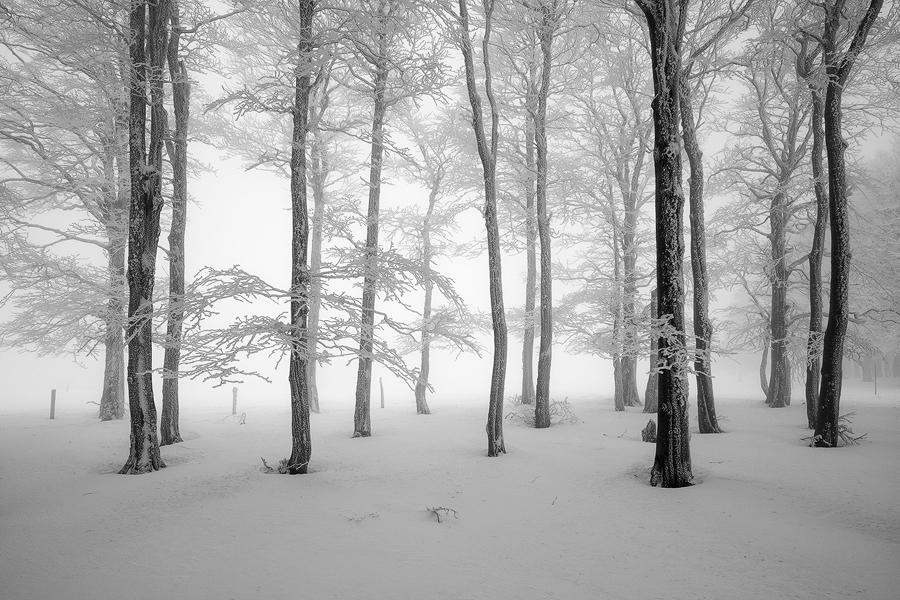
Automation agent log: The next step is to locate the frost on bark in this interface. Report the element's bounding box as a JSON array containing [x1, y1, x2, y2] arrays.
[[160, 0, 188, 446], [680, 74, 720, 432], [533, 0, 559, 430], [458, 0, 507, 456], [353, 2, 392, 439], [815, 0, 883, 448], [643, 287, 659, 414], [99, 227, 127, 422], [766, 186, 791, 409], [120, 0, 170, 474], [796, 36, 826, 431], [286, 0, 316, 473], [521, 71, 537, 407], [414, 187, 437, 416], [635, 0, 692, 488]]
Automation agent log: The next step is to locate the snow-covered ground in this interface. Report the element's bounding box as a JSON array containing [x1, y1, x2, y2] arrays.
[[2, 379, 898, 600]]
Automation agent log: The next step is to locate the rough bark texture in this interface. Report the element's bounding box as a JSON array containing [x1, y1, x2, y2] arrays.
[[160, 1, 187, 446], [766, 187, 791, 408], [286, 0, 315, 473], [798, 46, 826, 431], [533, 2, 555, 430], [120, 0, 168, 474], [679, 75, 720, 432], [459, 0, 506, 457], [353, 10, 390, 439], [99, 232, 126, 421], [636, 0, 692, 488], [643, 287, 659, 413], [815, 0, 883, 448]]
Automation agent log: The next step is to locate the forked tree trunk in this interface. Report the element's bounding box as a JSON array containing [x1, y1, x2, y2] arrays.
[[353, 13, 390, 439], [643, 287, 659, 413], [533, 3, 555, 429], [798, 45, 827, 431], [161, 3, 188, 446], [459, 0, 506, 457], [120, 0, 169, 474], [286, 0, 315, 473], [815, 0, 883, 447], [636, 0, 692, 488], [680, 75, 720, 432]]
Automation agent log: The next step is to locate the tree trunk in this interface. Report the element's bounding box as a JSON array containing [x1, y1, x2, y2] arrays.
[[459, 0, 506, 457], [307, 124, 327, 415], [612, 228, 625, 412], [120, 0, 168, 474], [160, 3, 188, 446], [636, 0, 692, 488], [99, 234, 126, 421], [759, 342, 769, 399], [414, 188, 437, 415], [521, 74, 537, 407], [815, 0, 882, 447], [803, 66, 826, 430], [533, 7, 554, 430], [643, 287, 659, 413], [680, 74, 720, 432], [286, 0, 315, 473], [767, 188, 791, 408], [353, 21, 389, 439]]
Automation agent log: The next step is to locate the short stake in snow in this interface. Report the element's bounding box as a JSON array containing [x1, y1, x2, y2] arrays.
[[50, 389, 56, 419], [232, 386, 237, 415]]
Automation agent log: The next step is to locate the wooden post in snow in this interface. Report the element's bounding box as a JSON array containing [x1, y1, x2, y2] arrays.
[[379, 377, 385, 409], [232, 387, 237, 415], [50, 389, 56, 419]]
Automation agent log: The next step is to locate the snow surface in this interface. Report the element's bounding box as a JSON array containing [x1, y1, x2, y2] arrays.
[[2, 379, 899, 600]]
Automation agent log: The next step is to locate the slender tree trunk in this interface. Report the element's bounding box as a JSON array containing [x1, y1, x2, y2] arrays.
[[636, 0, 692, 488], [759, 341, 769, 398], [307, 125, 327, 415], [680, 75, 720, 432], [286, 0, 315, 472], [767, 189, 791, 408], [621, 186, 641, 408], [798, 48, 827, 431], [120, 0, 169, 474], [160, 3, 188, 446], [414, 189, 437, 415], [521, 81, 537, 406], [612, 230, 625, 412], [533, 6, 555, 429], [459, 0, 506, 456], [643, 287, 659, 413], [353, 17, 390, 438]]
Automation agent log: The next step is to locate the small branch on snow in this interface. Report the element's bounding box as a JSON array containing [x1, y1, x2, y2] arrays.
[[426, 506, 458, 523]]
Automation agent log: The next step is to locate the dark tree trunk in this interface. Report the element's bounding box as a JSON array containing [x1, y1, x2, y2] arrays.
[[815, 0, 882, 447], [533, 6, 555, 430], [521, 76, 537, 407], [286, 0, 315, 473], [459, 0, 506, 456], [120, 0, 168, 474], [636, 0, 692, 488], [643, 287, 659, 413], [414, 188, 437, 415], [767, 188, 791, 409], [799, 52, 826, 430], [160, 2, 188, 446], [680, 75, 720, 433], [353, 19, 390, 439]]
